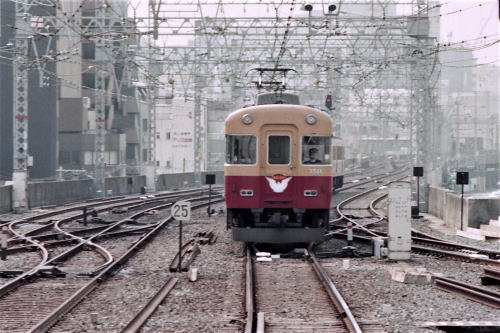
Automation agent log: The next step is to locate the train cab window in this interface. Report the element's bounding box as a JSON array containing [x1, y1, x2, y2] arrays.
[[268, 136, 290, 164], [302, 136, 331, 165], [226, 135, 257, 164]]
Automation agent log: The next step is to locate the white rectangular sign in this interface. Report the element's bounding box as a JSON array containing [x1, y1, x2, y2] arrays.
[[172, 201, 191, 221], [388, 181, 411, 259]]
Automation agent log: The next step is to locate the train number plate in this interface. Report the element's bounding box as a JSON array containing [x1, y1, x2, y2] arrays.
[[308, 168, 323, 175]]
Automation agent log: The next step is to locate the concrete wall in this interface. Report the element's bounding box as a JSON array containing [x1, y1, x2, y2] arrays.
[[0, 185, 12, 213], [105, 176, 146, 196], [428, 185, 500, 230], [28, 179, 94, 208], [468, 198, 500, 228], [442, 191, 469, 231], [156, 171, 224, 191], [2, 171, 223, 211], [428, 186, 454, 219]]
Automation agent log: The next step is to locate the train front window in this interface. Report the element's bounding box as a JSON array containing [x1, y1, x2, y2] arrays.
[[226, 135, 256, 164], [268, 136, 290, 164], [302, 136, 331, 165]]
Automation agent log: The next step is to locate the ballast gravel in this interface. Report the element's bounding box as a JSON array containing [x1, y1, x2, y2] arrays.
[[320, 255, 500, 333], [413, 216, 500, 252], [6, 184, 494, 333], [49, 202, 245, 333]]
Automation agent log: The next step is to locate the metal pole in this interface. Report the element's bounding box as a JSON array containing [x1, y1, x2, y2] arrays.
[[178, 220, 183, 272], [460, 184, 464, 231], [207, 184, 212, 216], [83, 207, 87, 227], [94, 3, 107, 198], [12, 0, 30, 212], [416, 176, 420, 215]]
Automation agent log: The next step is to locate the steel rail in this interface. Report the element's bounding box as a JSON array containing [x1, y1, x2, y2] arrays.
[[411, 236, 500, 258], [482, 267, 500, 285], [365, 226, 500, 260], [5, 224, 157, 255], [331, 172, 407, 223], [0, 190, 215, 300], [49, 195, 217, 275], [244, 247, 255, 333], [484, 267, 500, 280], [368, 193, 387, 217], [169, 239, 196, 272], [308, 249, 363, 333], [336, 166, 408, 193], [27, 198, 224, 333], [330, 182, 392, 237], [5, 187, 209, 248], [346, 188, 500, 260], [331, 232, 500, 269], [433, 276, 500, 309], [120, 277, 179, 333]]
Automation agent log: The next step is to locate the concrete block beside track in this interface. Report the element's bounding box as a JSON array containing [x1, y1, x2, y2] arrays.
[[0, 185, 12, 213]]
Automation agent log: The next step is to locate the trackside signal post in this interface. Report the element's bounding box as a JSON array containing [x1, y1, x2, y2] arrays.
[[456, 172, 469, 231], [205, 174, 216, 216], [412, 167, 423, 218], [172, 201, 191, 272]]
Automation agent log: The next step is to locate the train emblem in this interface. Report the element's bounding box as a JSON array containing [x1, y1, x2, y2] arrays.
[[265, 174, 292, 193]]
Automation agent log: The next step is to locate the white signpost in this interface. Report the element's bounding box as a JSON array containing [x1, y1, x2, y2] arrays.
[[172, 201, 191, 272], [388, 181, 412, 260], [172, 201, 191, 221]]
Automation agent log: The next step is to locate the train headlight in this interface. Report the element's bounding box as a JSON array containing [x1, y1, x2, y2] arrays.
[[305, 114, 317, 125], [242, 114, 253, 125]]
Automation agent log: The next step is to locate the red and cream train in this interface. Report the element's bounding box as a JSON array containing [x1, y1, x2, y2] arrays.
[[224, 93, 344, 243]]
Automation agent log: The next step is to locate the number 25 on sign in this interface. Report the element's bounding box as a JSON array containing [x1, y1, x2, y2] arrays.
[[172, 201, 191, 272], [172, 201, 191, 221]]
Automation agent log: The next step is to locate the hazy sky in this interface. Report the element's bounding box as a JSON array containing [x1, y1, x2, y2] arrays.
[[438, 0, 499, 65]]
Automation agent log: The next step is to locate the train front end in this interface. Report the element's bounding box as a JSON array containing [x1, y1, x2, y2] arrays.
[[225, 104, 333, 243]]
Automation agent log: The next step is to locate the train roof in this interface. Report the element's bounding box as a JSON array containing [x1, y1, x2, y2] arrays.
[[256, 92, 300, 105], [226, 104, 332, 134]]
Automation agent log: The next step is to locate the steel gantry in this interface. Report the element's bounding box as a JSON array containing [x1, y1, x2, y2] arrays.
[[133, 0, 439, 183], [93, 2, 108, 197], [12, 0, 31, 211]]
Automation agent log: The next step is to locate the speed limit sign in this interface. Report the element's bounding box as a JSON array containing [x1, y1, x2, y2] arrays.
[[172, 201, 191, 221]]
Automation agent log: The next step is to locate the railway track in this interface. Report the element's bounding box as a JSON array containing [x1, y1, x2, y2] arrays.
[[243, 247, 384, 333], [328, 171, 407, 238], [328, 173, 500, 269], [0, 190, 222, 333], [327, 172, 500, 310], [337, 167, 407, 193], [120, 277, 179, 333], [433, 276, 500, 309], [0, 189, 212, 287]]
